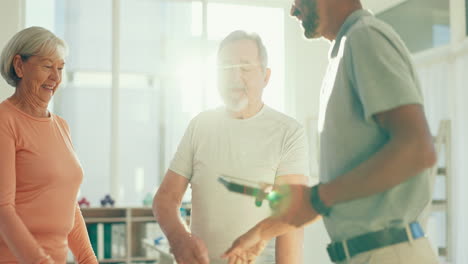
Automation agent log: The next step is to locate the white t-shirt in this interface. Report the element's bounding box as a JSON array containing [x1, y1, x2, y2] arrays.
[[169, 105, 309, 263]]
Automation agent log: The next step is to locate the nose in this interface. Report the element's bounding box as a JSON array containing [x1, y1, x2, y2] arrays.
[[221, 67, 242, 82], [49, 67, 61, 82], [290, 4, 300, 18]]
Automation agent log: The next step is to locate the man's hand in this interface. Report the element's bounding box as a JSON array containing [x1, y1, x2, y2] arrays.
[[154, 171, 207, 263], [223, 184, 321, 262], [222, 227, 266, 264], [169, 232, 210, 264]]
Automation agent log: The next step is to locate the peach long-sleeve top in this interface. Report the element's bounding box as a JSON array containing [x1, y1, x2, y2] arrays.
[[0, 99, 97, 263]]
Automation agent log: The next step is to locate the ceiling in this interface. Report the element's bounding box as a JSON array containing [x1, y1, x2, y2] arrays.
[[361, 0, 409, 13], [277, 0, 409, 14], [278, 0, 422, 15]]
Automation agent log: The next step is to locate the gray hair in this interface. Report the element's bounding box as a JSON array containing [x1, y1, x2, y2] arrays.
[[218, 30, 268, 72], [0, 26, 68, 87]]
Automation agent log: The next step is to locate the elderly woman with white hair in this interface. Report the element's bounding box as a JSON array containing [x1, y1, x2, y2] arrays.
[[0, 27, 97, 263]]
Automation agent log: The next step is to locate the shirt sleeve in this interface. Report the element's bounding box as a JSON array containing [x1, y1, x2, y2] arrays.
[[54, 115, 97, 262], [345, 25, 423, 123], [0, 117, 51, 263], [67, 205, 98, 263], [168, 118, 197, 180], [55, 115, 74, 145], [276, 124, 310, 178]]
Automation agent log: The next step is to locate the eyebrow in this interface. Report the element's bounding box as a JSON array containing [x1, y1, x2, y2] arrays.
[[39, 58, 66, 66], [220, 59, 256, 65], [39, 58, 53, 63], [240, 59, 255, 65]]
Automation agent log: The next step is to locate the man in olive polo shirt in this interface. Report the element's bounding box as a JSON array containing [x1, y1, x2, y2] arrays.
[[222, 0, 440, 263]]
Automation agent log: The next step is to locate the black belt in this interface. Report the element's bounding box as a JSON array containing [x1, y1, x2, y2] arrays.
[[327, 222, 425, 263]]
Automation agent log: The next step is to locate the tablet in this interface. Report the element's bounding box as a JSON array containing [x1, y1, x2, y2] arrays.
[[218, 175, 282, 206], [218, 175, 264, 196]]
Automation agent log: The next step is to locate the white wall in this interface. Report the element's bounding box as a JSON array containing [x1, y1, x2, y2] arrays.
[[284, 7, 330, 177], [283, 8, 333, 264], [413, 41, 468, 264], [0, 0, 23, 100]]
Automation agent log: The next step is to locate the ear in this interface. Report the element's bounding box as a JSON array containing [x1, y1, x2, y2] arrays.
[[263, 68, 272, 88], [12, 55, 25, 78]]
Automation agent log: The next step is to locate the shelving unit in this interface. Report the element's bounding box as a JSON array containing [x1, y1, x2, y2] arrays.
[[69, 207, 159, 264]]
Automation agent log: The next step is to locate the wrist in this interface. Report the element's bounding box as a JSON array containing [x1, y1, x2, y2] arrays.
[[310, 184, 332, 217], [253, 220, 269, 241], [166, 227, 190, 245], [258, 216, 295, 241], [318, 183, 334, 207]]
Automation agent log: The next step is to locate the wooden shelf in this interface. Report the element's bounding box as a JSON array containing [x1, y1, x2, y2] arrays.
[[81, 208, 127, 218], [131, 217, 156, 222], [84, 217, 127, 223], [431, 200, 447, 211], [69, 257, 158, 264], [71, 207, 189, 263], [130, 208, 154, 217], [130, 257, 158, 261], [77, 207, 159, 264], [97, 258, 127, 263]]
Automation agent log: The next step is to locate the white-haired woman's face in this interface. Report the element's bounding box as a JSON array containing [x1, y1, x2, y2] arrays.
[[13, 54, 64, 104]]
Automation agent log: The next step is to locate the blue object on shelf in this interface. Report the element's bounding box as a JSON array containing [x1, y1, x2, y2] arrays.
[[179, 207, 187, 218], [154, 236, 165, 245]]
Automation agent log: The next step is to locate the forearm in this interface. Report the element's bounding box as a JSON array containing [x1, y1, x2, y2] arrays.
[[153, 199, 190, 244], [68, 206, 97, 263], [0, 204, 50, 263], [276, 228, 304, 264], [253, 216, 297, 242], [321, 137, 436, 207]]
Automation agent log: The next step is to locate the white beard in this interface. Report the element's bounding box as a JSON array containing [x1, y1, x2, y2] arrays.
[[219, 84, 249, 112], [224, 96, 248, 112]]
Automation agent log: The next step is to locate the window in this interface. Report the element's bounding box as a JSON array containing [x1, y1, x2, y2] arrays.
[[377, 0, 451, 53], [26, 0, 114, 203], [117, 0, 204, 205]]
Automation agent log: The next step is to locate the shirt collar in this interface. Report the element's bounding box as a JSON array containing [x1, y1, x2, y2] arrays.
[[330, 9, 373, 58]]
